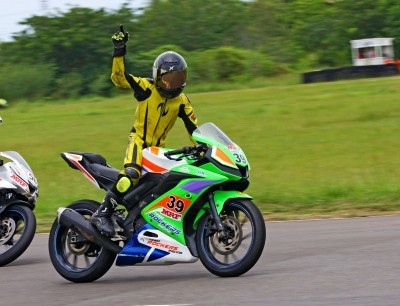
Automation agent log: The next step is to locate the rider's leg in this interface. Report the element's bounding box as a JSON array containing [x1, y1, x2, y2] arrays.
[[92, 134, 143, 236], [91, 189, 120, 237], [91, 166, 141, 236]]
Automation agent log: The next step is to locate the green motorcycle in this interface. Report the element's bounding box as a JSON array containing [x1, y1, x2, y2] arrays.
[[48, 122, 266, 282]]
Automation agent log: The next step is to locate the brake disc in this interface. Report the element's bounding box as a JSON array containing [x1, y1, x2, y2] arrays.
[[66, 230, 91, 255], [0, 217, 17, 246], [210, 216, 243, 255]]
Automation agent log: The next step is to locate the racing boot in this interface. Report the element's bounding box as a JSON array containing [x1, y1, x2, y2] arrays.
[[91, 191, 118, 237]]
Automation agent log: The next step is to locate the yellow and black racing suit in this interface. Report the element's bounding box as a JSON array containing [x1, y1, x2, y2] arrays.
[[111, 56, 198, 193]]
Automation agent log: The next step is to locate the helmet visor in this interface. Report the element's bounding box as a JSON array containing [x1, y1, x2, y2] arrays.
[[157, 70, 186, 90]]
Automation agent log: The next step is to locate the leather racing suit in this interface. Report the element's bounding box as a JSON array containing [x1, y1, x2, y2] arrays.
[[111, 56, 198, 182]]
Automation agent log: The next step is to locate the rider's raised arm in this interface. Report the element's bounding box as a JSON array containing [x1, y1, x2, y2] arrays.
[[110, 25, 151, 101], [110, 57, 131, 89], [111, 58, 152, 101]]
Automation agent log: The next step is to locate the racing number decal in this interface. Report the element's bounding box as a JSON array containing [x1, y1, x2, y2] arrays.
[[146, 194, 191, 220], [167, 195, 185, 213], [233, 153, 246, 164]]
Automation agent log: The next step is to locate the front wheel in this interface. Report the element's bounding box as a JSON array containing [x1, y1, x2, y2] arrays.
[[196, 199, 266, 277], [48, 200, 116, 282], [0, 204, 36, 267]]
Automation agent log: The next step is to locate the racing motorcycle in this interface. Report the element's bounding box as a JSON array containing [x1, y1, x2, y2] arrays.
[[48, 122, 266, 282], [0, 116, 39, 266]]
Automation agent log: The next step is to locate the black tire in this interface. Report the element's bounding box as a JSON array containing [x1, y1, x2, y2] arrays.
[[196, 199, 266, 277], [48, 200, 116, 283], [0, 204, 36, 267]]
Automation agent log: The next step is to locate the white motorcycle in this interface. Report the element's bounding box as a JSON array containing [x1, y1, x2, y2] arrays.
[[0, 116, 39, 266]]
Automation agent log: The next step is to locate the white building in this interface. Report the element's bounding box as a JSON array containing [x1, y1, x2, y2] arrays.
[[350, 38, 395, 66]]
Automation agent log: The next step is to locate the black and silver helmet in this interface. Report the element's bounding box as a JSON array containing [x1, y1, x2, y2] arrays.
[[152, 51, 187, 99]]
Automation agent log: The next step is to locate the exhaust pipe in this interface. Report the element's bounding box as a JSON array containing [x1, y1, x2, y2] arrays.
[[57, 207, 122, 254]]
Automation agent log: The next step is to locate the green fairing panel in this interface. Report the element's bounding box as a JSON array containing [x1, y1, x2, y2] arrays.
[[192, 190, 252, 227], [213, 190, 252, 212]]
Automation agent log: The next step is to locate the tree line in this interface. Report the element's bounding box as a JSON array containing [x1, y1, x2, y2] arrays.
[[1, 0, 399, 101]]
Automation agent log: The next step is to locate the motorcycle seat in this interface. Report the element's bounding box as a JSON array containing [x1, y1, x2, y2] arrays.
[[68, 151, 108, 166]]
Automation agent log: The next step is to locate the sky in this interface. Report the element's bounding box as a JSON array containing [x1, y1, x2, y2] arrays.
[[0, 0, 148, 42]]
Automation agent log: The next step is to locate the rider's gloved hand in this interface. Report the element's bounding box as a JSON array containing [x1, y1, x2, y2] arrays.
[[112, 25, 129, 57]]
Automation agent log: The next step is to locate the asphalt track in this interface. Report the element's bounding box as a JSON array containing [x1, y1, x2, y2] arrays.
[[1, 215, 399, 306]]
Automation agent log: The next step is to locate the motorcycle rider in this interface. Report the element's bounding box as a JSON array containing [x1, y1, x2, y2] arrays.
[[91, 26, 198, 237]]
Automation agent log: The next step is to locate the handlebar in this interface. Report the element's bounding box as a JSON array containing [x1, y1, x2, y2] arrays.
[[164, 146, 192, 158], [164, 144, 208, 159]]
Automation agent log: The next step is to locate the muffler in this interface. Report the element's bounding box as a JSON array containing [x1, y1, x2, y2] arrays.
[[57, 207, 122, 254]]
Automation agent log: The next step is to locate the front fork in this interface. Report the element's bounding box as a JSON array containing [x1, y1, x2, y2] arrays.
[[207, 192, 226, 236], [204, 190, 252, 238]]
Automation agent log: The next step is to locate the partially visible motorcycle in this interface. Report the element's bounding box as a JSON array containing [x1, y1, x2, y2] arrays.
[[49, 122, 266, 282], [0, 116, 39, 266]]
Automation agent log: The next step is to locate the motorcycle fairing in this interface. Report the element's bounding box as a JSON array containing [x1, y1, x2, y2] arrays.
[[139, 127, 251, 247], [0, 177, 16, 189], [192, 190, 253, 228], [116, 223, 197, 266], [61, 153, 100, 189], [61, 152, 120, 190], [141, 146, 186, 174], [210, 146, 237, 168], [141, 176, 224, 245], [0, 151, 37, 198], [192, 122, 250, 169]]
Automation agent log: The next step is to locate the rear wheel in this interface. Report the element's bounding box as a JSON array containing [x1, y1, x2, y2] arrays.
[[0, 204, 36, 267], [196, 199, 266, 277], [48, 200, 116, 282]]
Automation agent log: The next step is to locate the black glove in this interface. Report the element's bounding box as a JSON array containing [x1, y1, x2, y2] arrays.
[[112, 25, 129, 57]]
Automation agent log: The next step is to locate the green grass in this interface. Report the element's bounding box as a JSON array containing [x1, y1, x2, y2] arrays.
[[2, 75, 400, 231]]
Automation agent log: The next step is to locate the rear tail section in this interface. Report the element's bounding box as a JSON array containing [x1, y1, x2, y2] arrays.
[[60, 152, 119, 190]]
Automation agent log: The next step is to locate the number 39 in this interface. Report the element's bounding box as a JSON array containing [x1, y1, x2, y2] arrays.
[[167, 195, 185, 212], [233, 153, 246, 164]]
